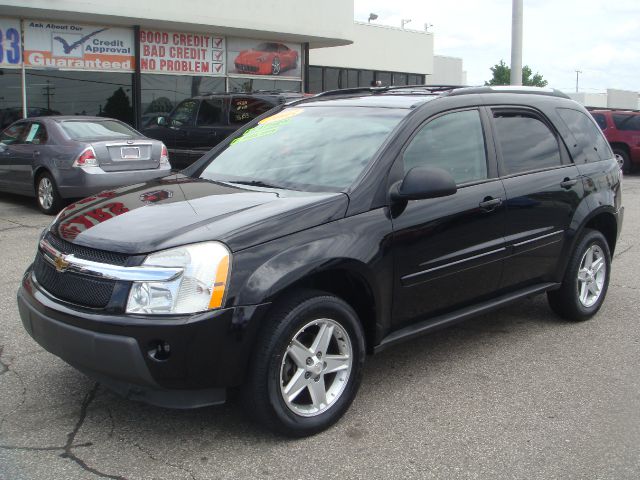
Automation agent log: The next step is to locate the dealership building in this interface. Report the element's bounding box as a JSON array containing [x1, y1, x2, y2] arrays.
[[0, 0, 465, 129]]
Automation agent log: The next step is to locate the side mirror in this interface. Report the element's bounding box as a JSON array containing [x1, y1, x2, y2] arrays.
[[391, 166, 457, 201], [157, 116, 168, 127]]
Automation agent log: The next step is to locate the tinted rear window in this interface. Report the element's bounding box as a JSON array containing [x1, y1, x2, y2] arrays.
[[591, 113, 607, 130], [230, 97, 274, 124], [61, 120, 139, 140], [557, 108, 611, 162], [612, 114, 640, 131]]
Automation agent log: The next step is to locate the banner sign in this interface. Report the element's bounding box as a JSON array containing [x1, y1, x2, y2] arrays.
[[24, 20, 134, 71], [227, 38, 301, 78], [0, 18, 21, 67], [140, 29, 225, 75]]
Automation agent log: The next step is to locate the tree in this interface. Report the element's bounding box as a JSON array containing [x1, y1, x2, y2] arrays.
[[145, 97, 173, 114], [485, 60, 548, 87], [102, 87, 133, 123]]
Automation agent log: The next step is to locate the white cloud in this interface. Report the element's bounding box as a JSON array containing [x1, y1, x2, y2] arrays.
[[354, 0, 640, 92]]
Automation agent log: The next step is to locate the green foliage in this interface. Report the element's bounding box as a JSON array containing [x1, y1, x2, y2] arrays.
[[102, 87, 133, 123], [145, 97, 173, 114], [485, 60, 548, 87]]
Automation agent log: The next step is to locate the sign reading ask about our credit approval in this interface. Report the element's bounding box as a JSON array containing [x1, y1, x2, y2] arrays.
[[139, 29, 225, 75], [23, 20, 135, 71]]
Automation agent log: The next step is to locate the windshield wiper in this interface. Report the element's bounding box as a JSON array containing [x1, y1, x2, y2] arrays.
[[227, 180, 291, 190]]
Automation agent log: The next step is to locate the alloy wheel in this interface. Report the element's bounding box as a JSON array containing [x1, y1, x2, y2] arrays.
[[280, 318, 352, 417], [576, 244, 606, 308], [38, 177, 54, 210]]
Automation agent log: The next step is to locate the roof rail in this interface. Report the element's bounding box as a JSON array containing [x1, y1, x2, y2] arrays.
[[308, 84, 463, 100], [586, 106, 640, 113], [447, 85, 570, 99]]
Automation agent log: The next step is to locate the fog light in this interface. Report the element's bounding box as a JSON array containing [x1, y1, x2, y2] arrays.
[[148, 340, 171, 361]]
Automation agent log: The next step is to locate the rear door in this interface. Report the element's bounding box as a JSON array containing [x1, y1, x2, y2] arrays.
[[13, 122, 49, 190], [391, 108, 507, 326], [183, 97, 227, 162], [489, 107, 583, 289]]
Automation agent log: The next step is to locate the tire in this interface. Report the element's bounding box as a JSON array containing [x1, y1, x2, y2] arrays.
[[613, 148, 631, 174], [35, 172, 63, 215], [271, 56, 281, 75], [243, 289, 365, 437], [547, 229, 611, 321]]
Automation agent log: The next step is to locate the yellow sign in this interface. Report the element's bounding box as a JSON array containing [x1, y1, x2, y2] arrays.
[[259, 108, 304, 125]]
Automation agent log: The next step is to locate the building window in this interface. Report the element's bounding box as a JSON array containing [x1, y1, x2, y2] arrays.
[[228, 77, 301, 93], [308, 66, 323, 93], [323, 68, 340, 90], [376, 72, 392, 86], [359, 70, 374, 87], [0, 68, 23, 130], [347, 70, 359, 88], [26, 70, 134, 125], [393, 73, 408, 86]]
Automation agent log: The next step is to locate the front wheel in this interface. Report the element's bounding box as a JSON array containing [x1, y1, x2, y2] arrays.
[[547, 229, 611, 321], [243, 290, 365, 437]]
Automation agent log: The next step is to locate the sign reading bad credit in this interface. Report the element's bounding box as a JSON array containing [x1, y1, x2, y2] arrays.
[[24, 20, 134, 71], [140, 29, 225, 75]]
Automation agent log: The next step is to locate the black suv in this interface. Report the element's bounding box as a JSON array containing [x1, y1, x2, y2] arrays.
[[142, 91, 303, 169], [18, 86, 623, 437]]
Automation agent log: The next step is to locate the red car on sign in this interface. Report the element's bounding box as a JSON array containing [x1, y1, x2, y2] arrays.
[[234, 42, 298, 76]]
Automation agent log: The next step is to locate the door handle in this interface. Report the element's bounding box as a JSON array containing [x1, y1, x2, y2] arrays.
[[33, 150, 40, 157], [479, 197, 502, 212], [560, 177, 578, 189]]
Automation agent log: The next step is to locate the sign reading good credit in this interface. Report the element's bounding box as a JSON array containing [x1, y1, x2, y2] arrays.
[[24, 20, 134, 71], [0, 18, 21, 67], [140, 30, 225, 75]]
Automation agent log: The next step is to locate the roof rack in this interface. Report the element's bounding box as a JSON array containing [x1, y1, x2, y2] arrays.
[[447, 85, 570, 99], [586, 106, 640, 113], [310, 84, 463, 99]]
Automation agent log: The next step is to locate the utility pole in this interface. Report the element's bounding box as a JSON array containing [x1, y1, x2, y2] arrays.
[[575, 70, 582, 92], [510, 0, 523, 86], [41, 80, 55, 110]]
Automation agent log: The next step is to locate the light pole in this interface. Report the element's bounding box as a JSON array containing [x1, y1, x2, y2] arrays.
[[510, 0, 523, 86], [575, 70, 582, 92], [401, 19, 412, 29], [424, 23, 433, 32], [368, 13, 378, 23]]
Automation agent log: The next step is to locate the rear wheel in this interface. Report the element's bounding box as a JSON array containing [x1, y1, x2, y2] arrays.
[[547, 229, 611, 321], [35, 172, 63, 215], [243, 290, 365, 437], [271, 56, 281, 75], [613, 148, 631, 174]]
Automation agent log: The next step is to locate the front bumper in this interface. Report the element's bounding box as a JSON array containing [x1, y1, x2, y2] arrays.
[[18, 270, 270, 408], [56, 165, 172, 199]]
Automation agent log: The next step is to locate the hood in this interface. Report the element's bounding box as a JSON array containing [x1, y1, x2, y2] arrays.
[[236, 50, 271, 62], [50, 174, 348, 254]]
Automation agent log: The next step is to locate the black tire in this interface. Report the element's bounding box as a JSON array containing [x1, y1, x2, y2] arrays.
[[613, 148, 631, 174], [35, 172, 63, 215], [547, 229, 611, 321], [242, 289, 365, 437], [271, 56, 281, 75]]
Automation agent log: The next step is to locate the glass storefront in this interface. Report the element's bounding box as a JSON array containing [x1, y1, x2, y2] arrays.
[[307, 66, 425, 93], [0, 69, 23, 129], [25, 70, 134, 125], [228, 77, 302, 93]]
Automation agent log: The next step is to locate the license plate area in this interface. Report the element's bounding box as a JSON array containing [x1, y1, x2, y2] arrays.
[[120, 147, 140, 159]]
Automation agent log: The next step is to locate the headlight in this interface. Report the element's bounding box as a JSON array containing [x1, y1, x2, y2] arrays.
[[126, 242, 230, 315]]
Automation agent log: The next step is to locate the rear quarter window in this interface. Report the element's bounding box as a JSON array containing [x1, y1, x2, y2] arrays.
[[557, 108, 612, 162], [590, 113, 607, 130], [612, 114, 640, 131]]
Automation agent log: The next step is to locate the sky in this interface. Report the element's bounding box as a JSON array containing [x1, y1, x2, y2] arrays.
[[354, 0, 639, 93]]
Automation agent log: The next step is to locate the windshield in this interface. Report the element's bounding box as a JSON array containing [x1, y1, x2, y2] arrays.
[[199, 106, 406, 191], [61, 120, 139, 140], [255, 43, 279, 52]]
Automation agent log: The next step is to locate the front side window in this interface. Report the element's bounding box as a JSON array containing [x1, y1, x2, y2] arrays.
[[557, 108, 611, 162], [170, 100, 198, 127], [200, 106, 406, 191], [493, 111, 561, 175], [403, 109, 487, 184], [0, 123, 27, 145]]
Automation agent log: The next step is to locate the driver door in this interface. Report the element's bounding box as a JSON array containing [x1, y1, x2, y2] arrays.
[[0, 122, 29, 191]]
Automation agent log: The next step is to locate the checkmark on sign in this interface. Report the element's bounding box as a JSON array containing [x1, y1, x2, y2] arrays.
[[215, 64, 223, 72], [214, 50, 223, 61], [214, 37, 223, 48]]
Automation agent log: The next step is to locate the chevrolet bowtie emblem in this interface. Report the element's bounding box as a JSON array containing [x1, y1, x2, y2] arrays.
[[53, 254, 70, 273]]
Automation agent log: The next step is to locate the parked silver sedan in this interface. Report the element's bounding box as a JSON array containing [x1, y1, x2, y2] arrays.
[[0, 116, 172, 214]]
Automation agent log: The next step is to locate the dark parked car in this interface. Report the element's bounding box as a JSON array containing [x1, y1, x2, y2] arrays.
[[0, 116, 171, 214], [18, 86, 623, 437], [589, 108, 640, 173], [142, 92, 303, 169]]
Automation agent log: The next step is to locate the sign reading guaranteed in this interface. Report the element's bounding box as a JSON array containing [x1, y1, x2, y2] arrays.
[[23, 20, 135, 71], [140, 29, 225, 75]]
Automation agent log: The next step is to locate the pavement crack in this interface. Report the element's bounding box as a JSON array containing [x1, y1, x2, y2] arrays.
[[614, 243, 635, 259], [124, 439, 198, 480], [611, 283, 640, 291], [59, 383, 129, 480], [0, 218, 44, 230], [0, 442, 93, 452], [0, 346, 9, 376]]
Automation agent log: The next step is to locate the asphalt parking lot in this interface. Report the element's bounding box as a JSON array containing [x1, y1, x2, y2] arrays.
[[0, 177, 639, 480]]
